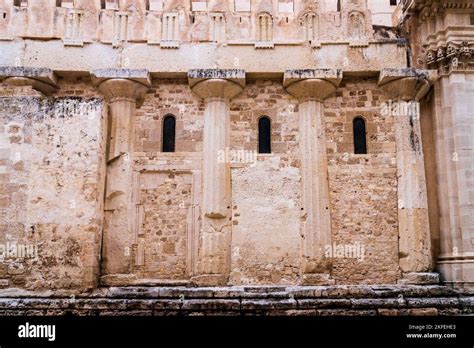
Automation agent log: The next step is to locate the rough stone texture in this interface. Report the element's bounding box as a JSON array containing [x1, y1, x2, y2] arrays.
[[400, 0, 474, 290], [0, 285, 471, 316], [0, 0, 473, 313], [0, 78, 106, 290], [229, 80, 301, 285], [325, 77, 399, 284]]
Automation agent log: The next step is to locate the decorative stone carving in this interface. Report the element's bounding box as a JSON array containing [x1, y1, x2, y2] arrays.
[[425, 41, 473, 73], [210, 12, 225, 42], [113, 11, 129, 47], [161, 12, 179, 48], [300, 12, 319, 46], [348, 11, 365, 40], [63, 8, 84, 46], [255, 12, 273, 48]]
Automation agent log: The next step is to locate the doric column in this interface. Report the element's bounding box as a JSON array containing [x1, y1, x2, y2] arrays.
[[188, 69, 245, 286], [0, 66, 58, 95], [284, 69, 342, 285], [378, 68, 438, 284], [91, 69, 150, 278]]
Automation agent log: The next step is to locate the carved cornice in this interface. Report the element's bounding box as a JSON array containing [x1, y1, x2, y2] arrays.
[[404, 0, 474, 22], [424, 41, 474, 74]]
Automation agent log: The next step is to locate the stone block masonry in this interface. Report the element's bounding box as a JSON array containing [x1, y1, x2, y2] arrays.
[[0, 285, 471, 316], [0, 0, 473, 316]]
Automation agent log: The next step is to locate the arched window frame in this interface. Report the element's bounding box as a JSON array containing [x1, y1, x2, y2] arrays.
[[162, 114, 176, 153], [256, 12, 273, 42], [258, 116, 272, 154], [353, 116, 368, 154], [302, 12, 319, 43]]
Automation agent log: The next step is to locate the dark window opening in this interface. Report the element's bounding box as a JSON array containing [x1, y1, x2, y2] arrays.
[[337, 0, 341, 12], [390, 0, 397, 6], [258, 116, 271, 154], [162, 115, 176, 153], [353, 117, 367, 154]]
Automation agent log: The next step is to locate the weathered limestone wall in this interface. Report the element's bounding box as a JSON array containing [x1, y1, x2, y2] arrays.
[[135, 79, 204, 153], [230, 80, 301, 284], [0, 78, 106, 290], [3, 0, 464, 291], [129, 80, 204, 282], [324, 77, 399, 284]]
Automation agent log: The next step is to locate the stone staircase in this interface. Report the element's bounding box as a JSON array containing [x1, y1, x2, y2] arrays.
[[0, 285, 472, 316]]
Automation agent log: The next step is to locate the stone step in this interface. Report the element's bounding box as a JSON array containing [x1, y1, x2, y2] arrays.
[[0, 285, 471, 316]]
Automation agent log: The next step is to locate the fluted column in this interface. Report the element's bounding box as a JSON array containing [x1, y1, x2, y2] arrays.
[[91, 69, 150, 277], [188, 69, 245, 286], [379, 68, 438, 284], [284, 69, 342, 285]]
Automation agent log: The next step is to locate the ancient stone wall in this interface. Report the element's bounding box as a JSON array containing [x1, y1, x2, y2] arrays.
[[2, 0, 472, 294], [0, 72, 439, 289], [230, 80, 301, 285], [325, 77, 399, 284], [0, 79, 106, 290]]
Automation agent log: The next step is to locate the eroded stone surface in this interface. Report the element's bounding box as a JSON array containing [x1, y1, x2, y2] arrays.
[[0, 0, 473, 305]]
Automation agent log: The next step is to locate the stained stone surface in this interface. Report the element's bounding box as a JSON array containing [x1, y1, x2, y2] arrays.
[[0, 0, 473, 314]]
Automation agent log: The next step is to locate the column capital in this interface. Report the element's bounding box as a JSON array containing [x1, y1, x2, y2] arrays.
[[283, 69, 342, 102], [91, 69, 151, 100], [0, 66, 58, 95], [188, 69, 246, 100], [378, 68, 437, 101]]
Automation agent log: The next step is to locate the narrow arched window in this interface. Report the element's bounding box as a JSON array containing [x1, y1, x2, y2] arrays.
[[162, 115, 176, 153], [258, 116, 271, 154], [353, 117, 367, 154], [337, 0, 341, 12]]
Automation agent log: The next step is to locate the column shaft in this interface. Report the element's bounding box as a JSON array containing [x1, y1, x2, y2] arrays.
[[299, 99, 332, 276], [103, 97, 136, 275], [283, 69, 342, 285], [92, 75, 150, 279], [394, 103, 432, 273], [199, 97, 231, 276], [379, 68, 437, 284], [202, 98, 230, 217], [188, 70, 245, 286]]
